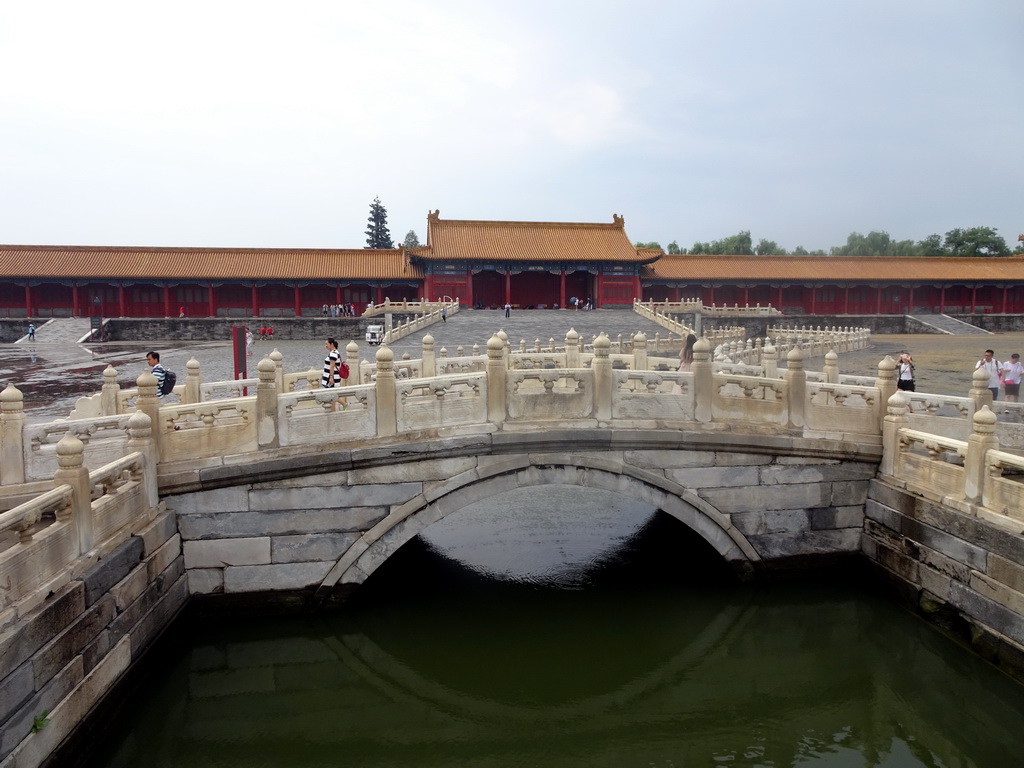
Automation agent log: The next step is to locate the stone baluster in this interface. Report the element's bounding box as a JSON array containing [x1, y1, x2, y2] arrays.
[[565, 328, 580, 369], [969, 366, 992, 416], [497, 330, 509, 368], [457, 345, 465, 357], [270, 349, 284, 392], [135, 370, 162, 461], [421, 334, 435, 378], [486, 334, 506, 423], [472, 343, 480, 356], [256, 356, 279, 449], [632, 332, 648, 371], [439, 346, 448, 359], [0, 384, 25, 485], [54, 434, 92, 555], [184, 357, 202, 403], [963, 406, 999, 504], [534, 338, 542, 353], [692, 337, 712, 423], [874, 356, 898, 429], [548, 337, 555, 352], [375, 346, 397, 437], [880, 391, 910, 478], [823, 350, 838, 384], [593, 333, 612, 420], [101, 365, 119, 415], [126, 410, 159, 510], [785, 347, 806, 429]]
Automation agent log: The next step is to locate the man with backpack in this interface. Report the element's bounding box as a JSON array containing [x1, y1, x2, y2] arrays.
[[146, 351, 176, 398]]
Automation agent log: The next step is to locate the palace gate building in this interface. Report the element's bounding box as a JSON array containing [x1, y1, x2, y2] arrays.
[[0, 211, 1022, 317]]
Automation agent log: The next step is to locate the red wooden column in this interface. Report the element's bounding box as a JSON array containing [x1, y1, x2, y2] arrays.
[[633, 275, 642, 304], [1002, 286, 1008, 313], [376, 285, 384, 305], [939, 285, 946, 313], [504, 269, 511, 306], [24, 284, 32, 319], [707, 285, 715, 305], [809, 285, 817, 314], [596, 272, 604, 307], [559, 270, 566, 308], [293, 285, 301, 317], [875, 286, 882, 314], [72, 284, 79, 317], [672, 285, 680, 302], [970, 285, 977, 314], [843, 286, 850, 314], [118, 285, 127, 317], [907, 286, 914, 314], [464, 271, 473, 307], [742, 285, 749, 306], [251, 285, 259, 317], [163, 285, 172, 318], [777, 285, 783, 309], [336, 285, 342, 305]]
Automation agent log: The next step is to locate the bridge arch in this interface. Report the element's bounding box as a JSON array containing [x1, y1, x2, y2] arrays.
[[314, 459, 762, 602]]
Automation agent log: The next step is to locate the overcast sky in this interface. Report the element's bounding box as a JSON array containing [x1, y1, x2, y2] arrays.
[[1, 0, 1021, 253]]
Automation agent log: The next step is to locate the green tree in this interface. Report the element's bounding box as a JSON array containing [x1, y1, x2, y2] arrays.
[[403, 230, 421, 248], [635, 241, 663, 250], [755, 238, 787, 256], [917, 234, 944, 258], [667, 240, 682, 255], [365, 197, 394, 249], [943, 226, 1010, 257]]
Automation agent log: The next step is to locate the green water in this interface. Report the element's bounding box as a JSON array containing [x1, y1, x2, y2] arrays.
[[91, 545, 1024, 767]]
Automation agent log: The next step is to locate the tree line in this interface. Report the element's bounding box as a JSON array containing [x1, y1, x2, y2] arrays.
[[637, 226, 1022, 258]]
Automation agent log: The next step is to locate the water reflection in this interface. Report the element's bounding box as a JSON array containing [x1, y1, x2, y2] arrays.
[[91, 497, 1024, 768]]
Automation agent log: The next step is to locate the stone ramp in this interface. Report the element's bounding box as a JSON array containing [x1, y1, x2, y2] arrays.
[[18, 317, 96, 344], [908, 314, 992, 335], [386, 308, 682, 358]]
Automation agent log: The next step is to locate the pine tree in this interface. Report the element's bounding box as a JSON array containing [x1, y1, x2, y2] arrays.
[[365, 197, 394, 249], [403, 230, 421, 248]]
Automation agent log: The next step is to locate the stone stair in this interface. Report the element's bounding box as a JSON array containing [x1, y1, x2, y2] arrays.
[[907, 314, 992, 335], [18, 317, 97, 344]]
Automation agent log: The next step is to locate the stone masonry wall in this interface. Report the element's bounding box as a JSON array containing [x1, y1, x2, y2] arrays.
[[169, 441, 879, 609], [0, 510, 185, 767], [862, 480, 1024, 683]]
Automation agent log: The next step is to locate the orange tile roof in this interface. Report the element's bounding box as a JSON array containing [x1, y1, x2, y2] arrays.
[[644, 253, 1024, 282], [0, 246, 422, 281], [418, 211, 659, 264]]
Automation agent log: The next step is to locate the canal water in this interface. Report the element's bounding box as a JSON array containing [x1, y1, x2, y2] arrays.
[[87, 488, 1024, 768], [7, 341, 1024, 765]]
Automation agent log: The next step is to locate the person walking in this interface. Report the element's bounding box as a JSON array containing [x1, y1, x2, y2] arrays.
[[245, 328, 254, 356], [27, 323, 35, 341], [441, 306, 447, 323], [321, 338, 345, 412], [504, 302, 511, 319], [1000, 353, 1023, 403], [976, 349, 1002, 401], [678, 333, 697, 373], [146, 351, 167, 399]]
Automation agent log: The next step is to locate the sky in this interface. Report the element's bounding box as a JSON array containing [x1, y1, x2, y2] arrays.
[[1, 0, 1021, 254]]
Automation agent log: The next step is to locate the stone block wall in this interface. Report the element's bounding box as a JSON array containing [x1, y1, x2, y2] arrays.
[[0, 510, 186, 766], [862, 480, 1024, 683]]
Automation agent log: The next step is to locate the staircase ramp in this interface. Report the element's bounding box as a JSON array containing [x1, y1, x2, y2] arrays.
[[17, 318, 98, 344], [907, 314, 992, 335]]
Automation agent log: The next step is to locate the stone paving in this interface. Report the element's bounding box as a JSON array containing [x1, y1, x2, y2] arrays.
[[384, 308, 682, 359]]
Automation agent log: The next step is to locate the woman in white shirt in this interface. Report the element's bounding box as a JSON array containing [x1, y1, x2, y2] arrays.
[[1001, 353, 1023, 402]]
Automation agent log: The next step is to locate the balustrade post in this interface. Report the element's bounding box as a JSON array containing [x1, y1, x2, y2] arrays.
[[101, 366, 119, 415], [127, 410, 159, 510], [632, 332, 648, 371], [0, 384, 25, 485], [968, 366, 993, 415], [256, 356, 279, 448], [135, 371, 163, 461], [497, 330, 509, 369], [785, 347, 806, 429], [53, 434, 92, 555], [593, 333, 612, 420], [874, 356, 898, 429], [184, 357, 202, 403], [565, 328, 580, 369], [880, 392, 909, 477], [421, 334, 435, 378], [374, 346, 397, 437], [693, 338, 713, 423], [486, 335, 507, 423], [823, 350, 839, 384], [963, 406, 998, 504], [270, 348, 285, 392]]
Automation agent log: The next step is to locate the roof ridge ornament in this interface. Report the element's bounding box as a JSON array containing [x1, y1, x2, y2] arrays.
[[613, 213, 624, 227]]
